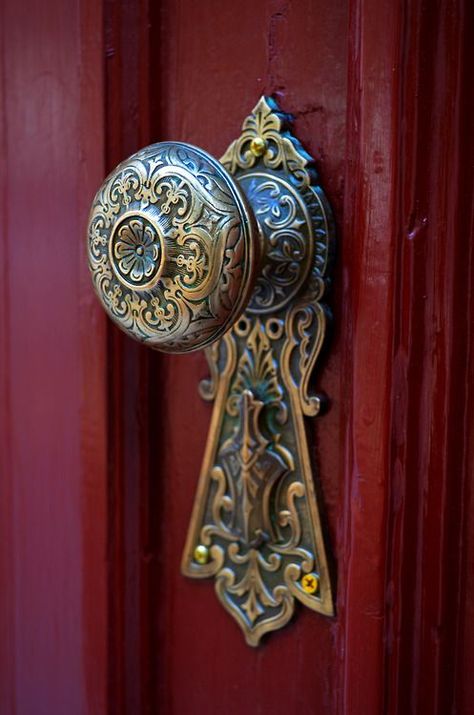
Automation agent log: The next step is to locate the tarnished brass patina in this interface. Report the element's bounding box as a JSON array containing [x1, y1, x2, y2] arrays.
[[87, 97, 335, 645]]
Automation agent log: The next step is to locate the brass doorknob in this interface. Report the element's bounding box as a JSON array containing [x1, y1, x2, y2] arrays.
[[87, 142, 259, 352], [86, 97, 337, 645]]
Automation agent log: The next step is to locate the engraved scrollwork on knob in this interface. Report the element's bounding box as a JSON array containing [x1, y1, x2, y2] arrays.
[[87, 142, 259, 353]]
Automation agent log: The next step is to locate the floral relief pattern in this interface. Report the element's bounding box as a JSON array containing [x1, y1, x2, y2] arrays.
[[112, 216, 162, 287]]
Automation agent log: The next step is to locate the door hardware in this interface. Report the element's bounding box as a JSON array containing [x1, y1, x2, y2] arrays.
[[87, 96, 335, 644]]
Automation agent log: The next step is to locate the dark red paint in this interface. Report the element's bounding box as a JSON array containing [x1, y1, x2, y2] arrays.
[[1, 0, 473, 714], [0, 0, 108, 713]]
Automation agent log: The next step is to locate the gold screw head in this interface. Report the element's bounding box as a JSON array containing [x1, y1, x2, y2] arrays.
[[193, 544, 209, 565], [250, 136, 267, 157], [301, 572, 319, 595]]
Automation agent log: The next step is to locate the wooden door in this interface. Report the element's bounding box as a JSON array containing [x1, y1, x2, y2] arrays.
[[1, 1, 473, 714]]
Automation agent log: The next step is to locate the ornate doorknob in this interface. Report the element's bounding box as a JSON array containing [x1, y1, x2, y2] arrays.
[[87, 142, 260, 352], [87, 97, 336, 646]]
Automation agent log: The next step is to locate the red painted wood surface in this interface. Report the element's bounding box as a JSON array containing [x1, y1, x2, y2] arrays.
[[0, 1, 108, 714], [385, 2, 474, 713], [1, 0, 473, 714], [146, 2, 349, 714]]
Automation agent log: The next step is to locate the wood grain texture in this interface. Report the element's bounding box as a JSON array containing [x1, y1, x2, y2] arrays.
[[338, 0, 402, 712], [385, 1, 474, 713], [0, 1, 108, 713]]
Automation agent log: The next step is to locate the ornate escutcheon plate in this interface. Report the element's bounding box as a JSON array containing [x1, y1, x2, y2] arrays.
[[182, 97, 336, 645]]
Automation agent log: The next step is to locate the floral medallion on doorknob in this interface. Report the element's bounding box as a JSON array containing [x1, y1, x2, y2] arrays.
[[87, 96, 336, 645]]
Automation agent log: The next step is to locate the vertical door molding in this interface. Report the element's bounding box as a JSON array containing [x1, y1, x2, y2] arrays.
[[0, 1, 108, 713], [338, 1, 403, 713], [341, 1, 474, 713]]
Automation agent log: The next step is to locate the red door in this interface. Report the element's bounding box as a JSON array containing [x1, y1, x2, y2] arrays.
[[1, 1, 473, 714]]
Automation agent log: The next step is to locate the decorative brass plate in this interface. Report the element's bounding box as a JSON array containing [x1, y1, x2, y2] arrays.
[[182, 97, 335, 645]]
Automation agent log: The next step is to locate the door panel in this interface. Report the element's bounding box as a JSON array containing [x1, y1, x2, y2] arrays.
[[148, 2, 348, 714], [1, 0, 474, 714]]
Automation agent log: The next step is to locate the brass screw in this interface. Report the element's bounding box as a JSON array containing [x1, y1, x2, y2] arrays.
[[193, 544, 209, 565], [301, 572, 319, 595], [250, 136, 267, 157]]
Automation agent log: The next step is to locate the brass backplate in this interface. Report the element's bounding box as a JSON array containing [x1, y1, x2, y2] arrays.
[[181, 97, 335, 645]]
